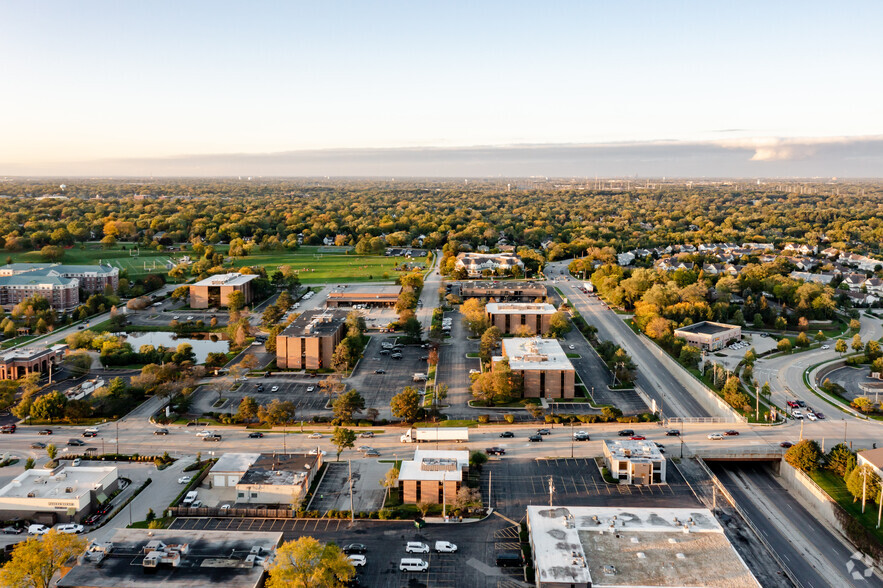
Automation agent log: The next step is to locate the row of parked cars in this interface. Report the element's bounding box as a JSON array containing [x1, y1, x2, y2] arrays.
[[341, 541, 458, 573]]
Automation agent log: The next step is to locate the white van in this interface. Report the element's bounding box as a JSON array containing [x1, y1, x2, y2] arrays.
[[27, 524, 49, 535], [182, 490, 198, 506], [399, 558, 429, 572]]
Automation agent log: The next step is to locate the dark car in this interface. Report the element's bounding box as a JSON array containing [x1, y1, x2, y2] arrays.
[[496, 552, 524, 567], [31, 442, 46, 449], [343, 543, 367, 555], [364, 449, 380, 457], [536, 428, 551, 435], [1, 526, 22, 535], [97, 504, 112, 516], [374, 369, 386, 374], [38, 429, 52, 435], [780, 441, 793, 448], [618, 429, 635, 437], [815, 412, 826, 420], [724, 430, 740, 436], [67, 438, 86, 446], [203, 435, 222, 442], [419, 356, 429, 361], [82, 431, 98, 438], [485, 447, 506, 455], [665, 429, 680, 436], [248, 432, 264, 438], [499, 431, 515, 438], [528, 434, 543, 442], [153, 428, 169, 436]]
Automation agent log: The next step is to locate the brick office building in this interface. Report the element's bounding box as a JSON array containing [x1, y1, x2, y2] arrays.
[[0, 344, 67, 380], [485, 302, 556, 335], [398, 449, 469, 504], [189, 273, 257, 309], [493, 337, 576, 399], [275, 310, 348, 370]]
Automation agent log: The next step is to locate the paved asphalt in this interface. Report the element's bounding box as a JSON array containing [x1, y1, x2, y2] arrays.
[[712, 462, 882, 588]]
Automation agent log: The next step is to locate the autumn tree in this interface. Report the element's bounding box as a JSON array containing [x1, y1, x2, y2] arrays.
[[460, 298, 488, 336], [0, 530, 87, 588], [784, 439, 822, 472], [331, 390, 365, 424], [236, 396, 259, 423], [390, 386, 422, 423], [835, 339, 847, 355], [266, 536, 354, 588], [547, 311, 571, 337], [479, 326, 501, 362], [257, 399, 297, 426], [331, 427, 356, 461]]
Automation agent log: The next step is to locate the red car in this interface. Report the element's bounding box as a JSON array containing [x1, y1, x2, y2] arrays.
[[724, 430, 740, 436], [629, 435, 646, 441], [786, 401, 799, 408]]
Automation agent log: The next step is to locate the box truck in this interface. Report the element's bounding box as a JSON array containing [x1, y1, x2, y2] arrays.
[[400, 427, 469, 443]]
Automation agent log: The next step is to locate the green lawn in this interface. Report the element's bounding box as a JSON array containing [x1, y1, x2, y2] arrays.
[[809, 468, 883, 544], [4, 243, 175, 278]]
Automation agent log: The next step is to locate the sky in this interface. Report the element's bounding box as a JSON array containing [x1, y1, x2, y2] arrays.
[[2, 1, 882, 176]]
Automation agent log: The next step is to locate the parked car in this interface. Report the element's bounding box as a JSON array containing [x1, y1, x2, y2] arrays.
[[359, 431, 374, 438], [248, 432, 264, 438], [270, 386, 279, 392], [343, 543, 367, 555], [178, 476, 192, 484], [1, 526, 22, 534], [84, 514, 101, 525], [792, 410, 804, 419], [568, 344, 576, 350], [27, 524, 50, 535], [406, 542, 430, 554], [31, 442, 46, 449], [364, 449, 380, 457], [821, 345, 830, 350], [499, 431, 515, 438], [665, 429, 680, 436], [485, 447, 506, 455], [67, 438, 85, 446], [307, 433, 322, 439], [154, 428, 169, 436], [306, 386, 315, 392], [536, 428, 551, 435], [528, 434, 543, 442], [435, 541, 457, 553], [815, 412, 826, 420], [347, 555, 367, 567], [72, 458, 81, 467], [400, 558, 429, 572], [308, 449, 327, 456], [37, 429, 52, 435], [806, 412, 817, 421], [723, 430, 740, 436], [618, 429, 635, 437], [57, 524, 84, 534], [707, 433, 723, 440]]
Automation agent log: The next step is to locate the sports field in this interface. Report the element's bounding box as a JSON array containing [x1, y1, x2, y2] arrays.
[[3, 243, 174, 278]]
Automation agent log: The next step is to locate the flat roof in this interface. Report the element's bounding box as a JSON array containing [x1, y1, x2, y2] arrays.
[[673, 321, 739, 336], [0, 466, 116, 500], [191, 273, 257, 287], [326, 285, 401, 301], [497, 337, 573, 371], [457, 280, 544, 291], [280, 309, 348, 338], [210, 453, 260, 474], [57, 529, 282, 588], [239, 453, 321, 487], [604, 439, 665, 461], [486, 302, 556, 315], [398, 449, 469, 483], [527, 505, 757, 588]]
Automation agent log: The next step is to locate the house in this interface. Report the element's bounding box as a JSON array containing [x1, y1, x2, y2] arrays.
[[617, 252, 635, 266], [789, 257, 817, 271], [845, 291, 879, 307], [783, 243, 817, 256], [540, 239, 555, 250], [865, 278, 883, 295], [789, 271, 834, 285], [842, 273, 868, 291], [821, 247, 840, 258], [857, 448, 883, 480]]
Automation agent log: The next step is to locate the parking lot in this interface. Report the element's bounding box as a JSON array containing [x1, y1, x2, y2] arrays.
[[482, 457, 701, 519], [169, 515, 524, 587], [222, 377, 332, 417], [347, 336, 433, 419], [309, 460, 389, 514]]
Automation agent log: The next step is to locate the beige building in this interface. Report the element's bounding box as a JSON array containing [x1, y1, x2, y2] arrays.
[[673, 321, 741, 351], [486, 302, 556, 335], [0, 465, 118, 524], [494, 338, 575, 399], [455, 252, 524, 277], [0, 344, 66, 380], [398, 449, 469, 504], [189, 273, 257, 309], [602, 439, 667, 485], [275, 309, 348, 370], [450, 280, 547, 302]]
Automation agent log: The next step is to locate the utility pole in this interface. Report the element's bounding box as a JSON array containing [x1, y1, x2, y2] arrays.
[[570, 421, 574, 459], [442, 472, 446, 520], [799, 419, 804, 442], [548, 476, 555, 507], [348, 459, 354, 522], [877, 485, 882, 529], [861, 467, 868, 514], [488, 471, 492, 511], [115, 420, 119, 455]]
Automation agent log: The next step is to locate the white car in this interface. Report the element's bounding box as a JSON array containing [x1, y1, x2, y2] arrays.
[[271, 386, 279, 392], [308, 449, 327, 456], [196, 430, 214, 437], [568, 344, 575, 350], [792, 410, 804, 419], [707, 433, 723, 441], [821, 345, 830, 350], [307, 433, 322, 439], [807, 412, 817, 421], [178, 476, 192, 484], [434, 541, 457, 553], [186, 316, 194, 321], [357, 445, 373, 452], [27, 524, 50, 535], [306, 386, 315, 392], [469, 369, 480, 375], [57, 524, 84, 534], [72, 458, 81, 467], [173, 316, 180, 320], [405, 541, 430, 554], [347, 554, 367, 567]]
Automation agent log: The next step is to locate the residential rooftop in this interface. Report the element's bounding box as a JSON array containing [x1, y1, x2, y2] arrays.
[[57, 529, 282, 588], [486, 302, 556, 315], [191, 272, 258, 287], [527, 505, 758, 588], [280, 309, 348, 337], [497, 337, 573, 371], [673, 321, 739, 336]]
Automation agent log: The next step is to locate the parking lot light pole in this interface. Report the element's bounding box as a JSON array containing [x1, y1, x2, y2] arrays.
[[570, 421, 574, 458]]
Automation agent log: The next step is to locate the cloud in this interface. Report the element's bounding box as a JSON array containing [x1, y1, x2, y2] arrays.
[[717, 135, 883, 162]]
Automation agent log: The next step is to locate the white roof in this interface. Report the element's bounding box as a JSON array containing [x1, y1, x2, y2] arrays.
[[486, 302, 556, 315], [0, 466, 117, 500], [211, 453, 261, 474], [192, 273, 257, 287], [497, 338, 573, 371], [604, 439, 665, 461], [398, 449, 469, 483]]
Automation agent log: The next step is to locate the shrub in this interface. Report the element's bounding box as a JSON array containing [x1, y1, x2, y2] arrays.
[[477, 414, 489, 424], [504, 414, 515, 424]]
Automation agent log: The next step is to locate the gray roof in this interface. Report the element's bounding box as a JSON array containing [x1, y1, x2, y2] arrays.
[[238, 453, 320, 486], [674, 321, 740, 336], [0, 274, 74, 287], [280, 309, 348, 338]]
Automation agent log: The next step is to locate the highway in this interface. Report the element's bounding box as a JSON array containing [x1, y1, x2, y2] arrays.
[[545, 261, 716, 419], [713, 463, 882, 588]]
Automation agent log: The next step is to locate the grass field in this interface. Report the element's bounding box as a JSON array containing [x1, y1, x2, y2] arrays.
[[4, 244, 426, 283]]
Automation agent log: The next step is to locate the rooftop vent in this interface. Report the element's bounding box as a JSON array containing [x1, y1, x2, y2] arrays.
[[668, 538, 678, 544], [630, 537, 639, 543], [636, 552, 646, 559], [676, 553, 686, 559], [603, 565, 616, 575]]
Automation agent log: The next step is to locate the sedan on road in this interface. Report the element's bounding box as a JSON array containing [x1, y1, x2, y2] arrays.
[[665, 429, 680, 436], [37, 429, 52, 435], [307, 433, 322, 439], [528, 434, 543, 442], [707, 433, 723, 441], [485, 447, 506, 455], [618, 429, 635, 437], [536, 428, 551, 435], [499, 431, 515, 438], [154, 428, 169, 435], [248, 432, 264, 438], [780, 442, 793, 448], [31, 442, 46, 449], [195, 430, 214, 437], [67, 439, 85, 446], [178, 476, 192, 484], [374, 369, 386, 374], [723, 430, 740, 436], [629, 435, 646, 441], [359, 431, 374, 438]]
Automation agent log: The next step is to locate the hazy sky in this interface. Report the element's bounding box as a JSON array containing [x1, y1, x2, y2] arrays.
[[2, 1, 882, 174]]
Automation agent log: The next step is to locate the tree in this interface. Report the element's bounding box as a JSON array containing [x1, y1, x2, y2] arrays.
[[45, 444, 57, 460], [743, 348, 757, 365], [470, 372, 497, 406], [850, 318, 861, 330], [460, 298, 488, 336], [390, 387, 422, 423], [266, 536, 354, 588], [814, 330, 826, 343], [678, 345, 701, 368], [852, 333, 863, 352], [845, 464, 882, 505], [547, 311, 571, 337], [450, 487, 482, 514], [825, 443, 853, 477], [416, 501, 433, 517], [380, 466, 400, 503], [777, 338, 792, 353], [331, 390, 365, 424], [851, 396, 874, 413], [784, 439, 822, 472], [29, 391, 67, 422], [236, 396, 259, 423], [345, 310, 366, 337], [835, 339, 847, 355], [257, 399, 297, 426], [39, 245, 65, 263], [0, 530, 87, 588], [170, 285, 190, 301], [479, 326, 501, 362], [795, 332, 810, 348], [331, 427, 356, 461], [227, 291, 246, 313], [12, 390, 37, 420]]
